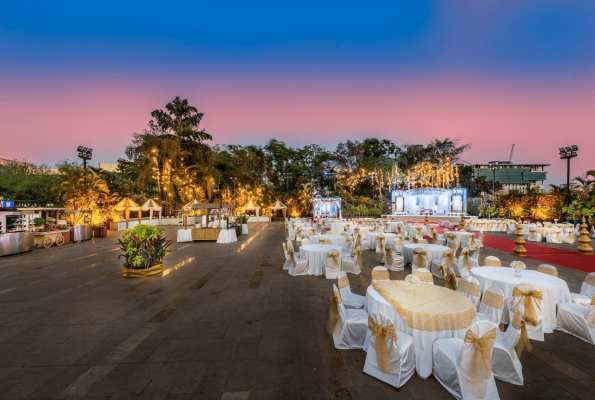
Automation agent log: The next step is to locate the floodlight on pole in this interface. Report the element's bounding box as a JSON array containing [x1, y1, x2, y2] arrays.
[[559, 145, 579, 207], [77, 146, 93, 169]]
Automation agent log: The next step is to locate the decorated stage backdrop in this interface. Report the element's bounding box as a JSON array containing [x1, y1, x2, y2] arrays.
[[391, 188, 467, 214], [313, 197, 342, 219]]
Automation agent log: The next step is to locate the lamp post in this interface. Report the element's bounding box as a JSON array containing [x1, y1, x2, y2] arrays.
[[488, 161, 499, 219], [559, 145, 579, 207], [77, 146, 93, 169]]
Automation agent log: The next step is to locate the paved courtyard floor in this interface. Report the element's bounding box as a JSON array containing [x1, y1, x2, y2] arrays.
[[0, 222, 594, 399]]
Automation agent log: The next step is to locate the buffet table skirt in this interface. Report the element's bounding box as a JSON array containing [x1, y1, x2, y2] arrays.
[[177, 229, 193, 243], [217, 229, 238, 244]]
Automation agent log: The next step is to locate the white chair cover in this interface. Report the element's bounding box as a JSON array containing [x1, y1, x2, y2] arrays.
[[556, 296, 595, 345], [384, 246, 405, 272], [457, 276, 481, 310], [492, 306, 524, 386], [376, 234, 386, 254], [324, 249, 341, 279], [341, 248, 362, 275], [371, 266, 390, 284], [511, 283, 544, 341], [527, 226, 542, 242], [484, 256, 502, 267], [286, 247, 309, 276], [414, 268, 434, 284], [337, 271, 365, 309], [477, 286, 505, 326], [332, 284, 368, 349], [363, 312, 416, 388], [561, 227, 576, 243], [457, 249, 475, 277], [545, 227, 562, 243], [571, 273, 595, 306], [411, 247, 428, 273], [432, 320, 500, 400]]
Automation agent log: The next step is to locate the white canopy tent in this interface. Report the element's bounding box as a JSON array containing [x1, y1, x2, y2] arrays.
[[269, 199, 287, 219], [140, 199, 162, 223], [114, 198, 141, 228], [242, 200, 261, 218]]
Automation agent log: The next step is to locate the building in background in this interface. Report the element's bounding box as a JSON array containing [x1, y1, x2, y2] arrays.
[[473, 162, 549, 194]]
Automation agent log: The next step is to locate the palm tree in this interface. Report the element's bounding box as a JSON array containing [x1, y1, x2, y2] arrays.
[[574, 170, 595, 195]]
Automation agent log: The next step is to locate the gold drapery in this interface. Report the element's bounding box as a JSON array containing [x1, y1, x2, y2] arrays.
[[368, 316, 398, 373], [458, 279, 480, 297], [337, 275, 350, 289], [512, 287, 543, 326], [328, 291, 342, 334], [482, 290, 505, 310], [372, 269, 390, 281], [385, 247, 394, 265], [511, 310, 532, 357], [461, 328, 497, 399], [412, 248, 427, 269]]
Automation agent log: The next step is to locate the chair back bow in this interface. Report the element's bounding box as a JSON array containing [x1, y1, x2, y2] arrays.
[[512, 285, 543, 326], [385, 247, 393, 265], [287, 247, 297, 265], [282, 243, 288, 259], [394, 238, 403, 246], [337, 275, 350, 289], [460, 249, 471, 269], [355, 248, 363, 269], [412, 248, 427, 269], [367, 316, 398, 373], [326, 249, 340, 269], [460, 327, 497, 399], [441, 265, 457, 290], [469, 235, 477, 250], [327, 290, 342, 334], [442, 250, 455, 267], [511, 310, 532, 357]]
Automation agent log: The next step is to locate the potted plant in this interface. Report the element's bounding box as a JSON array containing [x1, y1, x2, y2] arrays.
[[118, 224, 172, 278], [33, 217, 45, 230], [93, 224, 107, 237]]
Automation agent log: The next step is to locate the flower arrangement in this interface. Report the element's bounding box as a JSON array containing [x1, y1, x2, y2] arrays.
[[423, 235, 431, 240], [326, 227, 331, 231], [209, 209, 219, 215], [510, 261, 526, 277], [118, 224, 172, 270], [405, 274, 421, 286]]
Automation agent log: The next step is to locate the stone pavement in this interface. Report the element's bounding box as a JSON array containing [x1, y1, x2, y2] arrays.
[[0, 222, 594, 399]]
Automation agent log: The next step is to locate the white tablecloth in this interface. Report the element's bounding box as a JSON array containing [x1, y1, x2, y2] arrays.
[[404, 225, 429, 236], [176, 229, 193, 243], [299, 244, 343, 276], [209, 220, 228, 229], [310, 235, 346, 246], [365, 286, 470, 379], [330, 223, 348, 235], [365, 232, 397, 250], [351, 226, 370, 235], [402, 243, 449, 266], [446, 231, 474, 246], [217, 229, 238, 244], [470, 267, 571, 333], [241, 224, 249, 235]]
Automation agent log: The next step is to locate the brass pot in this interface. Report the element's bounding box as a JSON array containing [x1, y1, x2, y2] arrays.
[[122, 263, 163, 278]]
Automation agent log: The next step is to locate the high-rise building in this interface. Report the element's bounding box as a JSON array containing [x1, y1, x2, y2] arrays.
[[472, 162, 549, 194]]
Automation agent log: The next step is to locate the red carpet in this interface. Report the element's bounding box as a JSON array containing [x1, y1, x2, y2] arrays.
[[483, 235, 595, 273]]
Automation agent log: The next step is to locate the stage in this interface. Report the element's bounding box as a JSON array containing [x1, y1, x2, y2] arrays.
[[381, 214, 477, 224]]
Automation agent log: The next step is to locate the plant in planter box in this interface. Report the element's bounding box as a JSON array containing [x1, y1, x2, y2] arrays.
[[33, 217, 45, 227], [118, 224, 172, 278]]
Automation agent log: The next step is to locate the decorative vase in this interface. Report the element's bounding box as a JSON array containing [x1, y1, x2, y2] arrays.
[[122, 263, 163, 278], [514, 268, 522, 277]]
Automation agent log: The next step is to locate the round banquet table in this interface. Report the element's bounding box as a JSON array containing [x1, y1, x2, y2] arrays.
[[365, 232, 397, 250], [365, 281, 477, 379], [310, 234, 346, 246], [447, 231, 474, 247], [216, 229, 238, 244], [402, 243, 449, 266], [404, 225, 429, 237], [299, 244, 343, 276], [177, 229, 193, 243], [330, 223, 349, 235], [470, 267, 571, 332], [536, 227, 557, 237]]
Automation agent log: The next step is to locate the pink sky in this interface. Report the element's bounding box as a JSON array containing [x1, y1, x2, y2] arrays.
[[1, 72, 593, 185]]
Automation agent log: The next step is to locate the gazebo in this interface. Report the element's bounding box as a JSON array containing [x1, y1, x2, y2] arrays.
[[269, 199, 287, 219], [114, 198, 141, 228], [140, 199, 162, 223], [242, 200, 261, 218]]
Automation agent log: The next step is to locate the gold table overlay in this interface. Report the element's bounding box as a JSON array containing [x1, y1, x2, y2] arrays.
[[373, 281, 478, 331]]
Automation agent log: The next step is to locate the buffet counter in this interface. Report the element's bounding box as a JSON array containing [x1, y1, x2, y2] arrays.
[[72, 224, 93, 242], [0, 232, 35, 256]]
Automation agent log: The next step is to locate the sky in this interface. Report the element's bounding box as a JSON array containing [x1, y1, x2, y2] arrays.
[[1, 0, 594, 184]]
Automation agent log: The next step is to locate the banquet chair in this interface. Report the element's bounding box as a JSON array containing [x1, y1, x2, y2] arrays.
[[282, 243, 289, 262], [376, 234, 386, 254], [439, 265, 458, 290], [341, 247, 362, 275], [360, 234, 371, 251], [571, 273, 595, 306], [561, 227, 576, 243], [432, 249, 457, 277], [414, 268, 434, 284], [331, 285, 368, 349], [411, 247, 428, 273], [324, 249, 342, 279], [415, 227, 424, 240], [286, 248, 309, 276], [309, 231, 315, 237], [301, 238, 310, 246], [432, 320, 500, 400], [371, 266, 390, 284], [324, 239, 333, 245], [456, 248, 478, 277], [336, 271, 365, 309], [556, 295, 595, 345], [363, 312, 416, 389], [484, 256, 501, 267], [416, 238, 428, 244], [536, 264, 558, 277], [447, 241, 459, 258], [384, 246, 405, 271], [394, 238, 404, 255], [506, 223, 517, 235], [492, 305, 525, 385], [546, 228, 562, 244], [288, 230, 296, 241], [527, 226, 542, 242], [477, 286, 505, 327], [457, 276, 481, 309], [341, 232, 349, 238], [511, 283, 544, 341]]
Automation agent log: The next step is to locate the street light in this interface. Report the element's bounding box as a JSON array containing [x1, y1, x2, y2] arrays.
[[559, 145, 579, 207], [77, 146, 93, 168], [488, 161, 500, 219]]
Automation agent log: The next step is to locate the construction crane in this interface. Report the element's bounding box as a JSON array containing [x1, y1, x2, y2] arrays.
[[509, 144, 515, 163]]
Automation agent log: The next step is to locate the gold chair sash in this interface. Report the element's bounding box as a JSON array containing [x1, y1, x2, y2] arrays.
[[337, 275, 350, 289], [445, 271, 457, 291], [511, 310, 532, 357], [385, 247, 394, 265], [555, 231, 562, 241], [536, 265, 558, 277], [512, 287, 543, 326], [469, 235, 477, 249], [438, 263, 448, 279], [328, 291, 342, 334], [288, 247, 297, 265], [377, 236, 386, 249], [482, 290, 505, 310], [415, 271, 434, 283], [368, 316, 398, 373], [327, 250, 340, 267], [412, 248, 427, 269], [372, 269, 390, 281], [355, 248, 363, 269], [282, 243, 287, 259], [461, 328, 497, 399], [529, 229, 537, 240], [585, 274, 595, 287], [484, 257, 501, 267], [458, 279, 480, 297], [442, 251, 455, 267], [460, 250, 471, 269]]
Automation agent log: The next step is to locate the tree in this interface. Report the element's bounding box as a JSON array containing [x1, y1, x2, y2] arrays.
[[0, 160, 57, 205], [469, 176, 503, 198]]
